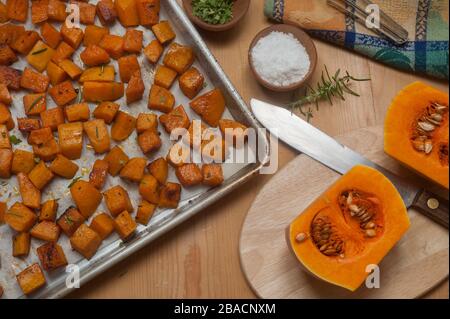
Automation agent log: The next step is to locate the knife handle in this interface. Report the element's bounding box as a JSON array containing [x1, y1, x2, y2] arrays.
[[411, 189, 449, 228]]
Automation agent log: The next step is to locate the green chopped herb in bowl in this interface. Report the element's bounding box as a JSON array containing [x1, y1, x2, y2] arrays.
[[192, 0, 234, 25]]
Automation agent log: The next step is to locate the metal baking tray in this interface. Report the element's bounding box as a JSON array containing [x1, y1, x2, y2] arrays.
[[0, 0, 269, 298]]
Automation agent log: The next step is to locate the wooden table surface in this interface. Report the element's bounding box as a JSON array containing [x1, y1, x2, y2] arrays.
[[71, 0, 449, 299]]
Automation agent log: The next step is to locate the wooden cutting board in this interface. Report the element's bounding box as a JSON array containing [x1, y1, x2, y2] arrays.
[[239, 125, 449, 299]]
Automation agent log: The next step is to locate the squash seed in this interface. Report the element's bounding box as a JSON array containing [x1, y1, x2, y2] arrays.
[[295, 232, 307, 243], [418, 121, 435, 132], [365, 229, 376, 237]]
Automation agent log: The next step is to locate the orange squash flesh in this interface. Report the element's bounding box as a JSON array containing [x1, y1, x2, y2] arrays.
[[287, 165, 410, 291], [384, 82, 449, 189]]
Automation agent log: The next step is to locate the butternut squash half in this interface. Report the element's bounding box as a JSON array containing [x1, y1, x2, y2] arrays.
[[384, 82, 449, 189], [286, 165, 410, 291]]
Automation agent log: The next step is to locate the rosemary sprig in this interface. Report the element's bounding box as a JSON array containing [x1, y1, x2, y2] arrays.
[[67, 176, 82, 188], [27, 95, 44, 113], [31, 48, 48, 55], [290, 66, 370, 121], [9, 135, 22, 145]]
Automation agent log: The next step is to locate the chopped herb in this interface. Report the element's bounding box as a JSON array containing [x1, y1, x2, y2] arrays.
[[159, 95, 167, 104], [67, 176, 82, 188], [9, 135, 22, 145], [203, 82, 208, 89], [27, 95, 44, 113], [64, 215, 74, 226], [95, 126, 99, 138], [34, 157, 41, 164], [192, 0, 234, 25], [119, 160, 127, 166], [31, 48, 48, 55], [1, 132, 6, 138]]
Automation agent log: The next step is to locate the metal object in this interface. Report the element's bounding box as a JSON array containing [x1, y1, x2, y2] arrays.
[[327, 0, 409, 45], [250, 99, 448, 228]]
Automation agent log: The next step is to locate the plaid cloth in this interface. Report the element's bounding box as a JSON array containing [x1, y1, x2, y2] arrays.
[[264, 0, 449, 80]]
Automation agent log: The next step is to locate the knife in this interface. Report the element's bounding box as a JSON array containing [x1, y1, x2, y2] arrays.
[[251, 99, 449, 228]]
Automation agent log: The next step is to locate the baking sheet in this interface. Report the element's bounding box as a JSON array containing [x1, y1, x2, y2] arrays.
[[0, 0, 268, 298]]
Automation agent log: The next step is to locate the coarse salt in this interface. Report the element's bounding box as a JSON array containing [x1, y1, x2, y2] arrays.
[[251, 31, 311, 87]]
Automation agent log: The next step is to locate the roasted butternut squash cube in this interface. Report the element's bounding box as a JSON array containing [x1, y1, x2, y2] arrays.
[[6, 0, 28, 22], [40, 23, 61, 49], [17, 118, 40, 133], [99, 34, 124, 59], [163, 43, 195, 74], [58, 59, 82, 79], [152, 20, 175, 44], [31, 0, 48, 24], [5, 202, 37, 232], [65, 103, 90, 122], [0, 83, 11, 104], [79, 65, 115, 83], [144, 39, 163, 64], [40, 107, 65, 131], [23, 93, 46, 116], [49, 80, 77, 106], [104, 185, 133, 216], [179, 67, 205, 99], [154, 65, 177, 89], [159, 105, 190, 134], [175, 163, 203, 187], [93, 101, 119, 124], [126, 71, 144, 104], [96, 0, 117, 26], [0, 65, 21, 90], [114, 211, 137, 240], [89, 159, 109, 189], [120, 157, 146, 182], [30, 220, 60, 242], [90, 213, 114, 240], [0, 201, 5, 223], [0, 44, 17, 65], [202, 164, 224, 186], [111, 111, 136, 142], [80, 44, 110, 66], [49, 154, 79, 179], [147, 157, 168, 184], [148, 85, 175, 113], [58, 122, 83, 159], [115, 0, 139, 27], [83, 25, 109, 47], [18, 172, 41, 209], [28, 161, 54, 190], [26, 41, 55, 73], [166, 142, 190, 167], [33, 138, 60, 162], [0, 123, 10, 148], [83, 81, 124, 102], [60, 24, 84, 49], [0, 23, 25, 46], [46, 61, 68, 86], [20, 67, 49, 93], [186, 120, 207, 147], [11, 31, 41, 55], [11, 149, 35, 174], [136, 200, 156, 225], [77, 1, 96, 25], [139, 174, 159, 204], [219, 119, 249, 147], [37, 242, 68, 271], [118, 54, 140, 83], [124, 29, 143, 53], [136, 0, 160, 26], [84, 119, 110, 154], [190, 88, 225, 127], [28, 127, 53, 145], [47, 0, 67, 22], [57, 206, 84, 236], [0, 148, 12, 178], [39, 199, 58, 221], [159, 182, 181, 208], [12, 232, 30, 257], [0, 102, 14, 130], [70, 224, 102, 259], [70, 180, 102, 219], [137, 129, 161, 154], [103, 145, 128, 176], [201, 134, 227, 162], [51, 41, 75, 64], [16, 263, 46, 295], [136, 113, 157, 134]]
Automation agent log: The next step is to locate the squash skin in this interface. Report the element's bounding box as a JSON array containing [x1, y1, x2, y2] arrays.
[[384, 82, 449, 189], [286, 165, 410, 292]]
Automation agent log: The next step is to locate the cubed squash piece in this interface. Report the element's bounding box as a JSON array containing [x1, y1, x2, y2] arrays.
[[48, 80, 77, 106], [99, 34, 124, 59], [31, 0, 48, 24], [83, 81, 124, 102], [115, 0, 139, 27], [90, 213, 114, 240], [152, 20, 175, 44], [37, 242, 68, 271], [190, 88, 226, 127], [57, 206, 84, 237], [0, 201, 5, 223], [11, 149, 35, 174], [51, 41, 74, 64], [30, 220, 60, 242], [219, 119, 249, 147], [136, 0, 160, 26], [46, 61, 68, 86], [84, 25, 109, 47], [0, 123, 10, 148], [70, 224, 102, 259], [78, 1, 96, 25], [126, 70, 144, 104], [16, 264, 46, 295], [163, 43, 195, 74], [118, 54, 140, 83], [93, 101, 119, 124], [159, 105, 190, 134], [179, 67, 205, 99], [79, 65, 115, 83], [120, 157, 146, 182], [0, 83, 11, 104], [80, 44, 110, 66], [65, 103, 90, 122], [5, 202, 37, 232], [28, 161, 54, 190], [137, 129, 161, 154], [6, 0, 28, 22], [202, 164, 224, 186], [154, 65, 177, 89], [47, 0, 67, 22], [96, 0, 117, 26], [70, 180, 102, 219], [0, 102, 14, 129], [124, 29, 143, 53], [39, 199, 58, 221], [114, 211, 137, 240], [148, 85, 175, 113], [49, 154, 78, 179], [23, 93, 46, 116], [89, 159, 109, 189], [58, 122, 83, 159], [0, 23, 25, 46], [0, 44, 17, 65], [60, 24, 84, 49], [144, 39, 163, 64], [103, 145, 128, 176], [0, 148, 12, 178], [136, 200, 156, 225], [12, 232, 30, 257], [33, 138, 60, 162], [58, 59, 82, 79], [138, 174, 159, 204], [11, 31, 41, 55], [83, 119, 110, 154], [26, 41, 55, 73], [111, 111, 136, 142], [175, 163, 203, 187], [136, 113, 157, 133], [159, 182, 181, 208], [40, 22, 61, 49], [20, 67, 49, 93], [147, 157, 168, 184], [17, 172, 41, 209], [166, 142, 190, 167], [104, 185, 133, 216], [201, 134, 227, 162], [28, 127, 53, 145], [0, 65, 21, 90], [40, 107, 64, 131], [17, 118, 40, 133]]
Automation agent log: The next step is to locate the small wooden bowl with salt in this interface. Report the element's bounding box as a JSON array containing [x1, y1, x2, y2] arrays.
[[249, 24, 317, 92]]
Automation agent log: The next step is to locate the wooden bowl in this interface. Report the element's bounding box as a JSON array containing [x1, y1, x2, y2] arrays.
[[248, 24, 318, 92], [182, 0, 250, 32]]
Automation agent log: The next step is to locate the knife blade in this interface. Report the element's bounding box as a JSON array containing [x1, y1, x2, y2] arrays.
[[251, 98, 449, 228]]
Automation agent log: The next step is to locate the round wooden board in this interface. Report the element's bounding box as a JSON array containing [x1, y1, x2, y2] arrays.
[[239, 125, 449, 299]]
